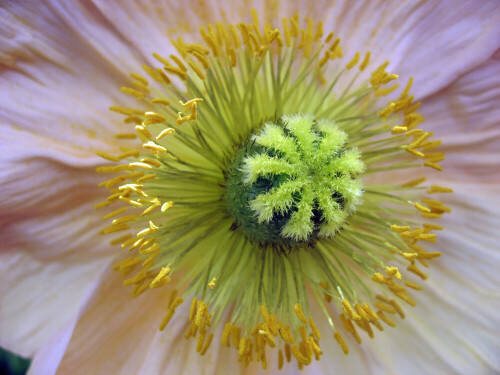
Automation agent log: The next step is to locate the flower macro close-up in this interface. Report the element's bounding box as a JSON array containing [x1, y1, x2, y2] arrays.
[[1, 0, 500, 374]]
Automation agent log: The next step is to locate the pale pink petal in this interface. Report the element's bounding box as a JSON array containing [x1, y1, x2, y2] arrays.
[[89, 0, 500, 98], [29, 263, 233, 375], [0, 199, 115, 357], [420, 50, 500, 183], [0, 1, 145, 154], [357, 183, 500, 374]]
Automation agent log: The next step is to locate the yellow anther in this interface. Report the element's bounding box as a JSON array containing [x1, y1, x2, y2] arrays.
[[140, 200, 160, 217], [156, 128, 175, 140], [129, 162, 152, 170], [149, 266, 171, 288], [309, 317, 321, 339], [228, 24, 240, 48], [110, 233, 133, 246], [140, 242, 160, 255], [248, 32, 260, 52], [117, 150, 140, 160], [424, 161, 443, 171], [402, 252, 418, 260], [390, 224, 410, 233], [200, 333, 214, 355], [414, 202, 431, 213], [424, 152, 446, 162], [97, 151, 120, 162], [187, 297, 198, 322], [379, 102, 396, 119], [385, 266, 402, 280], [421, 212, 441, 219], [115, 132, 137, 140], [190, 50, 210, 69], [185, 43, 210, 55], [109, 106, 144, 116], [377, 310, 397, 327], [188, 60, 206, 79], [342, 299, 361, 320], [155, 67, 171, 85], [142, 64, 163, 83], [143, 141, 167, 154], [142, 252, 159, 268], [391, 125, 407, 134], [362, 304, 379, 321], [404, 101, 421, 114], [375, 83, 400, 96], [121, 86, 144, 99], [112, 214, 137, 225], [328, 37, 340, 52], [221, 323, 232, 347], [420, 139, 442, 150], [143, 112, 167, 125], [152, 52, 170, 66], [135, 125, 152, 139], [195, 300, 207, 326], [372, 272, 387, 284], [161, 201, 175, 212], [121, 236, 138, 249], [357, 51, 370, 72], [404, 280, 424, 290], [114, 256, 142, 271], [428, 185, 453, 194], [136, 220, 159, 237], [231, 326, 241, 349], [345, 52, 360, 69], [278, 349, 284, 369], [164, 65, 187, 80], [102, 207, 128, 220], [291, 345, 308, 365], [293, 303, 308, 324], [266, 29, 281, 45], [334, 332, 349, 354], [280, 18, 292, 47], [400, 177, 426, 187], [259, 305, 270, 323], [416, 233, 437, 242], [137, 174, 156, 183], [324, 31, 334, 43], [208, 277, 217, 289], [99, 222, 130, 235], [170, 54, 187, 72], [130, 72, 149, 85], [419, 251, 442, 259], [407, 263, 428, 280], [423, 223, 443, 230], [375, 301, 397, 314], [400, 228, 425, 238], [403, 145, 425, 158], [313, 20, 324, 41], [289, 17, 299, 37]]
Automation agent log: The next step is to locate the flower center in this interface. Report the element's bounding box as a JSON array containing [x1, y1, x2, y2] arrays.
[[225, 114, 364, 246], [94, 9, 453, 370]]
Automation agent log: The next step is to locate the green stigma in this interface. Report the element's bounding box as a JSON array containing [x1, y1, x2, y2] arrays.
[[224, 114, 365, 246]]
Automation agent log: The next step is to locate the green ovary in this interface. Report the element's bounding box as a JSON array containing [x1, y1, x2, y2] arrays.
[[224, 114, 365, 246]]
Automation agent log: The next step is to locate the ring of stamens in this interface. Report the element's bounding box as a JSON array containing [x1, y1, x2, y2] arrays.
[[95, 9, 451, 370]]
